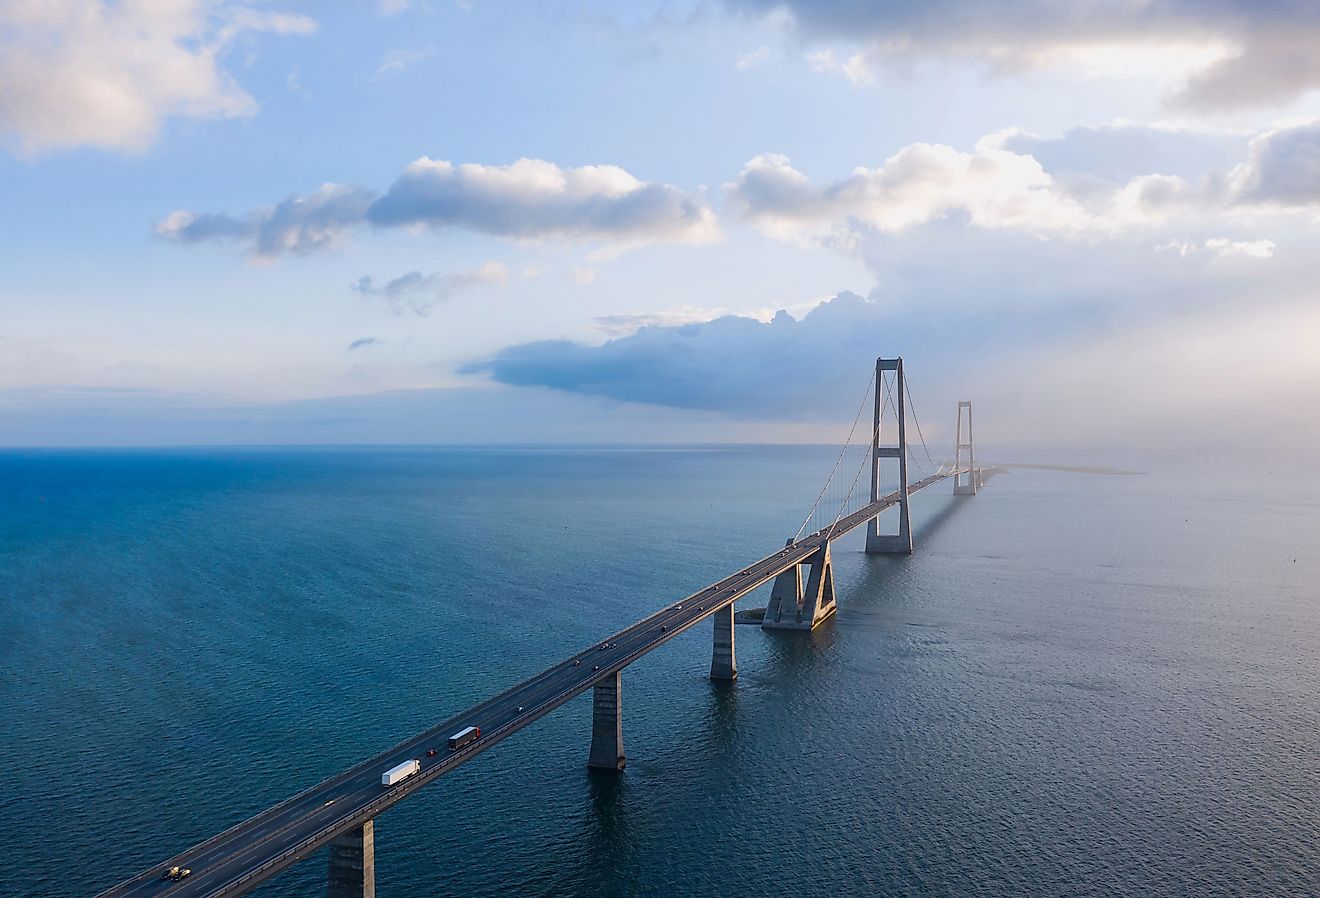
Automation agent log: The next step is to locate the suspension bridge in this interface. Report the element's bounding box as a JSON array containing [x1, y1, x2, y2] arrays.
[[95, 357, 986, 898]]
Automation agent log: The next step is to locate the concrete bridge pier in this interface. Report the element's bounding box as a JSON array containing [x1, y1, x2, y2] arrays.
[[762, 541, 837, 630], [326, 821, 374, 898], [587, 671, 625, 770], [710, 602, 737, 680]]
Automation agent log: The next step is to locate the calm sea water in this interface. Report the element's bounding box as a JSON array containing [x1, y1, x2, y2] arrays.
[[1, 446, 1317, 897]]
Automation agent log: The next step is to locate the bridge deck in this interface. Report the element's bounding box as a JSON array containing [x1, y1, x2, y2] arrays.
[[96, 468, 970, 898]]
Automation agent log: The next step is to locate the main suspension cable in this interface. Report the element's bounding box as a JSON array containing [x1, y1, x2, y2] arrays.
[[792, 369, 877, 543]]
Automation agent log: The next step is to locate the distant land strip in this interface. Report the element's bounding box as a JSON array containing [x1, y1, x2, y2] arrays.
[[996, 463, 1146, 476]]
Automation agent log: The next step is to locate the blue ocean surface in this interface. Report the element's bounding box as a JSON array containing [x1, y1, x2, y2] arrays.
[[1, 446, 1317, 897]]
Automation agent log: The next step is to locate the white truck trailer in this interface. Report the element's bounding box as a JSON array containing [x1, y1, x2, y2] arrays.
[[380, 759, 420, 787]]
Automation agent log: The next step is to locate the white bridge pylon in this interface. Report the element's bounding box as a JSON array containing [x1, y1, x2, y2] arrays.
[[865, 356, 912, 555]]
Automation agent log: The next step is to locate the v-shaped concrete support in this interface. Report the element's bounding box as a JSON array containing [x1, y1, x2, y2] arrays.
[[761, 541, 837, 631]]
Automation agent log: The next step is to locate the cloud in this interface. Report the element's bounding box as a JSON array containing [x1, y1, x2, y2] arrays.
[[725, 142, 1095, 247], [156, 184, 376, 257], [0, 1, 315, 154], [352, 261, 508, 314], [564, 267, 598, 286], [593, 306, 741, 337], [735, 46, 772, 70], [998, 123, 1246, 185], [730, 0, 1320, 111], [157, 157, 718, 258], [374, 46, 435, 79], [1155, 237, 1276, 259], [1227, 120, 1320, 207], [726, 121, 1320, 250], [592, 297, 830, 337], [285, 67, 310, 97], [465, 292, 899, 417], [367, 157, 720, 244], [977, 299, 1320, 449], [348, 337, 382, 350]]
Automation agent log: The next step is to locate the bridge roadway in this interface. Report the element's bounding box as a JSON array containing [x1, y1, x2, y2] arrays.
[[97, 469, 967, 898]]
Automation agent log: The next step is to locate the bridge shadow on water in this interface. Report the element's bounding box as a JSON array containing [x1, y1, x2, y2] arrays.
[[579, 767, 640, 893], [845, 494, 971, 595]]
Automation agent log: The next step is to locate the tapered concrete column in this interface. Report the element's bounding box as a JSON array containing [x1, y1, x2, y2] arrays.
[[587, 671, 625, 770], [327, 821, 374, 898], [710, 603, 737, 680]]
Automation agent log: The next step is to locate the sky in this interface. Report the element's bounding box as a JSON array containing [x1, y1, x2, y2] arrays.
[[1, 0, 1318, 449]]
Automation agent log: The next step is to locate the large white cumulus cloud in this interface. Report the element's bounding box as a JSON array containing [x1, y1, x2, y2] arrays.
[[1228, 120, 1320, 207], [728, 0, 1320, 111], [725, 121, 1320, 247], [726, 140, 1094, 247], [0, 1, 315, 153]]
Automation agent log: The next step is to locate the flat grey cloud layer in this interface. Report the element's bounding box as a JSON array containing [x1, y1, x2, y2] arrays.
[[730, 0, 1320, 109], [466, 292, 899, 418], [155, 158, 718, 258]]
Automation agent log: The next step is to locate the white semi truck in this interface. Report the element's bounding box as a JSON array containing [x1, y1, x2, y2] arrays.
[[380, 759, 420, 787]]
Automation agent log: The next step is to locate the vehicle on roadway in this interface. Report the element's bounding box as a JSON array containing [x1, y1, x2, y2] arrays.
[[381, 759, 420, 787], [161, 866, 191, 882], [427, 748, 438, 757], [448, 725, 480, 750]]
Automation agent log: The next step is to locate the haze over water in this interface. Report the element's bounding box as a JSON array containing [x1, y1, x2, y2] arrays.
[[1, 446, 1317, 897]]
